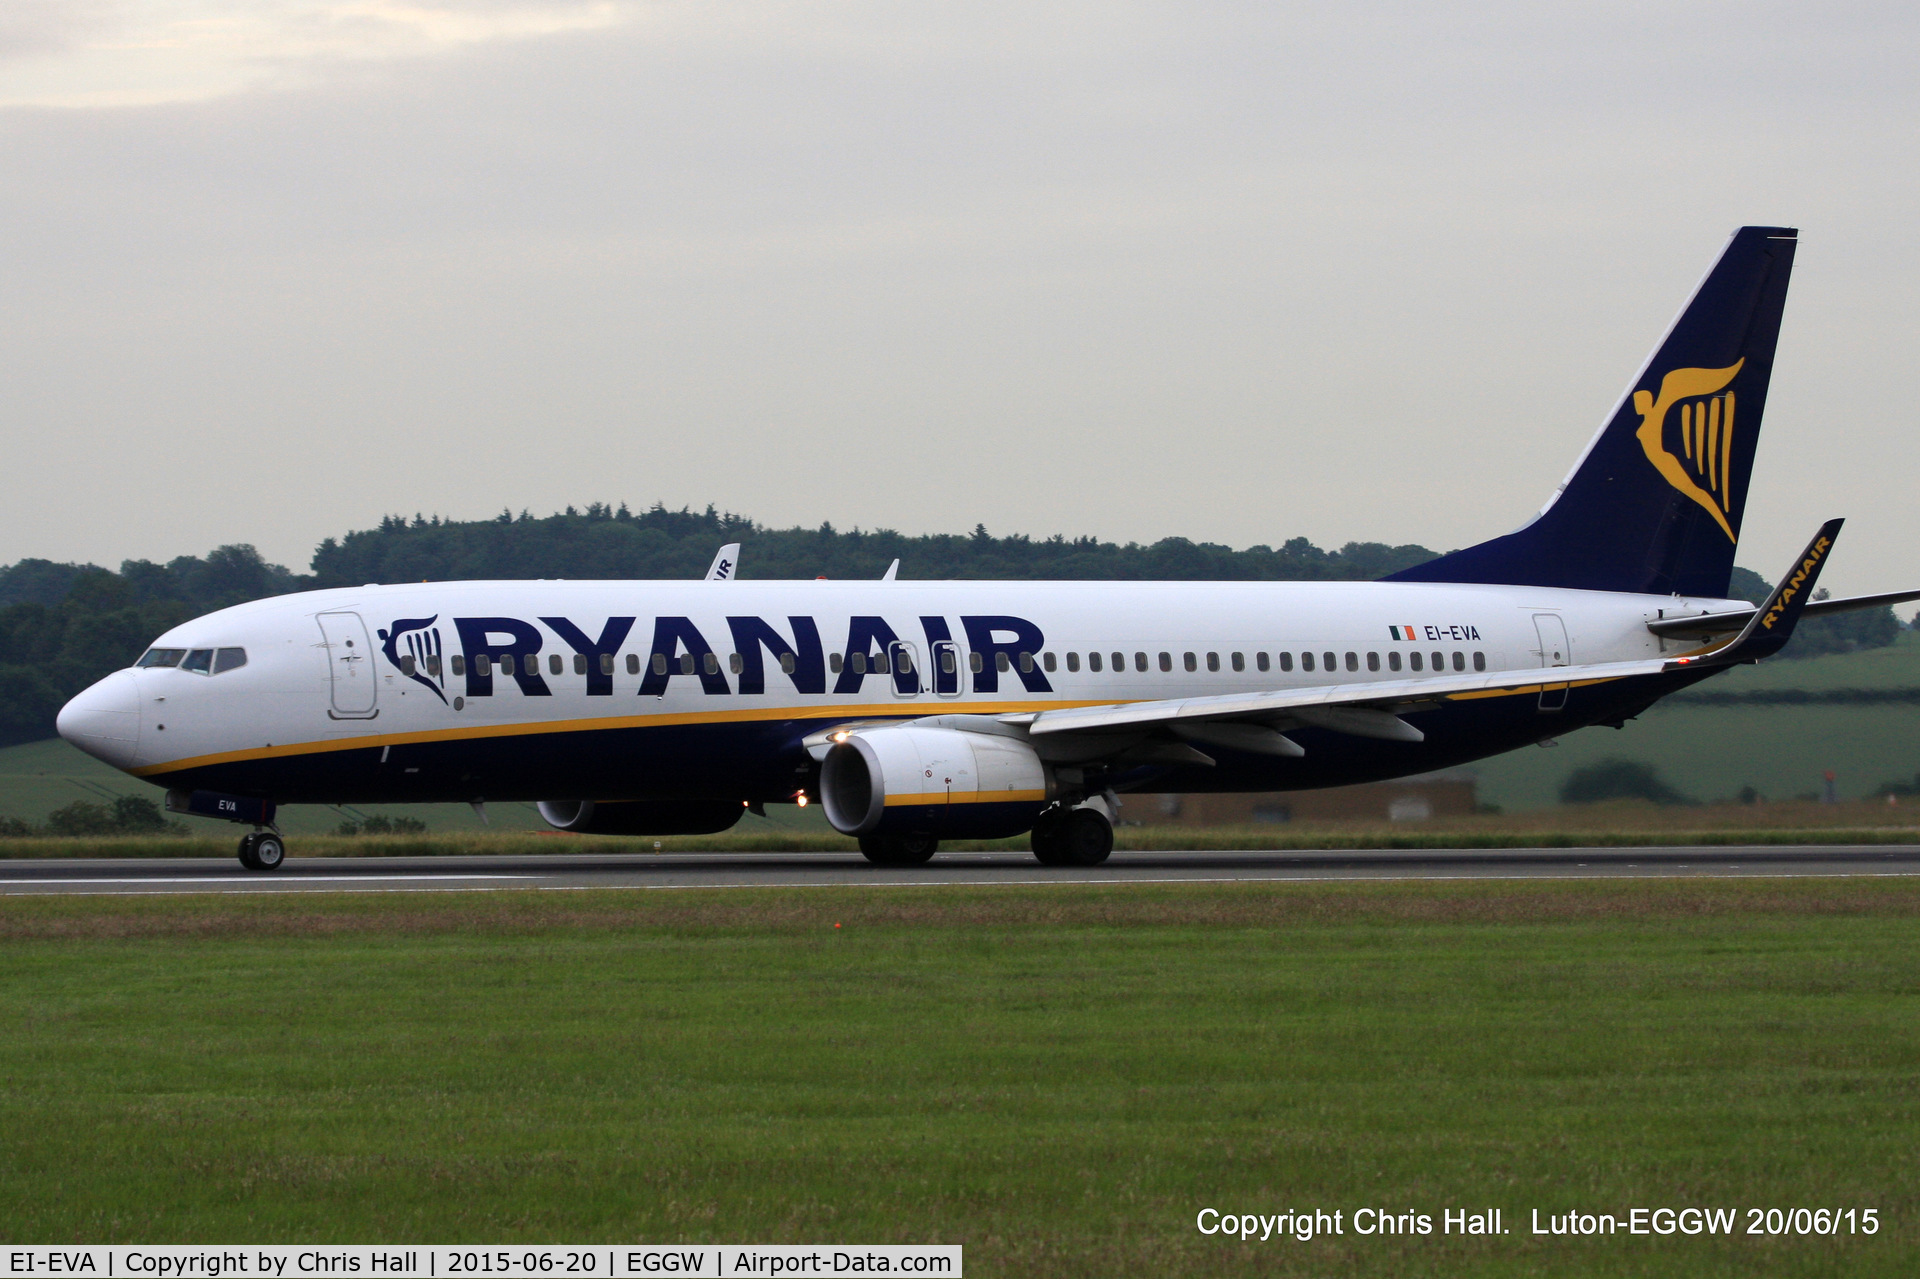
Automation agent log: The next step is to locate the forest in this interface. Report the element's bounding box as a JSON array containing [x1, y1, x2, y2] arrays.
[[0, 503, 1898, 748]]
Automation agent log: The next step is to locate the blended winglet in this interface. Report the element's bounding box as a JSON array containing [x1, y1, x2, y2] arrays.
[[1666, 518, 1842, 669], [705, 543, 742, 582]]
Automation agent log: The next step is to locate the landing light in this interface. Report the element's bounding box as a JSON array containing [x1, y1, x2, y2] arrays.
[[831, 731, 850, 742]]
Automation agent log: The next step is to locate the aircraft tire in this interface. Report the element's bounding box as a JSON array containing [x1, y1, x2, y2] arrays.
[[1029, 814, 1070, 865], [1057, 809, 1113, 866], [236, 833, 261, 870], [251, 833, 287, 871], [858, 832, 939, 866]]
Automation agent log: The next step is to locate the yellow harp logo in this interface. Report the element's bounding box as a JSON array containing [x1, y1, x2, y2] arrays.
[[1634, 359, 1744, 541]]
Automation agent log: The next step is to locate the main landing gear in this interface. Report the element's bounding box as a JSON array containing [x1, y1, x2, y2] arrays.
[[237, 830, 286, 872], [859, 831, 940, 866], [1030, 806, 1113, 866]]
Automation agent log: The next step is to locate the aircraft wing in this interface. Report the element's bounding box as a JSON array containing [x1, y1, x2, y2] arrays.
[[1018, 520, 1843, 749]]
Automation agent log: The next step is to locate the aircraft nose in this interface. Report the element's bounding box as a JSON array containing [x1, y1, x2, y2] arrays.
[[57, 670, 142, 770]]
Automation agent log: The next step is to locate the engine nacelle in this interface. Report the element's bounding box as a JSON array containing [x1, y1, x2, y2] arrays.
[[537, 799, 745, 836], [820, 726, 1053, 839]]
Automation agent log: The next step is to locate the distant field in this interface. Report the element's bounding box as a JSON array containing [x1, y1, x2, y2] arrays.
[[1, 879, 1914, 1276]]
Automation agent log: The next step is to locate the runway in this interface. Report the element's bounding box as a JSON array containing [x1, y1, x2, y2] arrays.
[[2, 846, 1919, 895]]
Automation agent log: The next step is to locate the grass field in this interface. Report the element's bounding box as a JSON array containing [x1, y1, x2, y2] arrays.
[[1, 879, 1915, 1275]]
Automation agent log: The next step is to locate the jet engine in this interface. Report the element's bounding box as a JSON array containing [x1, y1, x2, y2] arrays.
[[536, 799, 745, 836], [820, 725, 1053, 840]]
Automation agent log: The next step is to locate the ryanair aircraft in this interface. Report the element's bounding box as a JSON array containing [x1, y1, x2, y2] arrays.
[[57, 227, 1916, 870]]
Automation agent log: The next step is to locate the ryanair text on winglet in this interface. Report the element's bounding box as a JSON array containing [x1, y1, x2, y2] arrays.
[[1760, 536, 1832, 630]]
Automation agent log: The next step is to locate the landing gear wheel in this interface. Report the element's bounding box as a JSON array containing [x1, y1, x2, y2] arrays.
[[252, 833, 286, 870], [237, 833, 261, 870], [858, 832, 939, 866], [1056, 809, 1113, 866], [1029, 813, 1070, 865]]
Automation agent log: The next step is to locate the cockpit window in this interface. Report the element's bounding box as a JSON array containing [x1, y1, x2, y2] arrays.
[[137, 648, 186, 668], [181, 649, 214, 674], [213, 647, 248, 674]]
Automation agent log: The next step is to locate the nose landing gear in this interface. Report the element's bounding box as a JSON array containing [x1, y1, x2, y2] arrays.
[[237, 831, 286, 871]]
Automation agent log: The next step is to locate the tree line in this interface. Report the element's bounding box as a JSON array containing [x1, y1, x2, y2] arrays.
[[0, 503, 1899, 749]]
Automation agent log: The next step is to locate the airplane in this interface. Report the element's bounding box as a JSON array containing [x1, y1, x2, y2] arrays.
[[55, 226, 1920, 871]]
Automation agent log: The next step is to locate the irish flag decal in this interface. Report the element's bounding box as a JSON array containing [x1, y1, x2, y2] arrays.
[[1386, 624, 1417, 641]]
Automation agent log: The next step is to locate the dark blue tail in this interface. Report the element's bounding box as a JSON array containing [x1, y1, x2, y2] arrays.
[[1387, 226, 1798, 599]]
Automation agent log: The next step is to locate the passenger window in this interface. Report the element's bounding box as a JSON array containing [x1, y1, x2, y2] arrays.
[[1387, 651, 1400, 672], [1452, 651, 1465, 671], [1207, 653, 1221, 672], [1016, 652, 1031, 674], [680, 653, 696, 675], [937, 650, 954, 675], [476, 655, 492, 677], [874, 652, 889, 674], [1410, 652, 1423, 672], [137, 648, 186, 668], [1301, 652, 1314, 672], [451, 654, 466, 677], [427, 654, 442, 677], [1183, 652, 1197, 672], [1231, 652, 1244, 672], [600, 653, 614, 676], [550, 654, 564, 676], [703, 652, 720, 675], [781, 652, 797, 675], [729, 652, 744, 675], [997, 652, 1011, 673], [1044, 652, 1057, 673], [1432, 651, 1444, 670], [400, 654, 416, 676], [1324, 652, 1337, 671], [573, 653, 587, 675], [1367, 652, 1380, 672], [1066, 652, 1080, 673], [1473, 651, 1487, 671], [211, 647, 246, 674], [626, 653, 640, 675], [970, 652, 984, 673], [1343, 652, 1357, 672], [652, 653, 668, 676], [1158, 652, 1172, 672], [182, 649, 213, 674], [1088, 652, 1102, 672], [1255, 652, 1268, 672], [896, 651, 912, 674], [1278, 652, 1292, 672], [851, 652, 867, 675]]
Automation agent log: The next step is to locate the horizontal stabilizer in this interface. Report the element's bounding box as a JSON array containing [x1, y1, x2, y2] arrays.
[[1662, 519, 1843, 666], [1648, 582, 1918, 638]]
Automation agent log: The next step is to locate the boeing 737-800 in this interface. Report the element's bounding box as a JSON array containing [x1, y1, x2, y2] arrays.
[[55, 226, 1918, 869]]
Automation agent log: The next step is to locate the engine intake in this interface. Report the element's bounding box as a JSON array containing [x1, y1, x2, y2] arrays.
[[820, 725, 1052, 839], [537, 799, 745, 836]]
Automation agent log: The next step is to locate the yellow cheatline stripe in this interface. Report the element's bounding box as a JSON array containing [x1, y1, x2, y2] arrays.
[[883, 790, 1049, 807], [1444, 676, 1621, 702], [126, 698, 1140, 778]]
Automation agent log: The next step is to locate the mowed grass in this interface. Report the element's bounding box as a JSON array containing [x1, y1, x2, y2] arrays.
[[2, 880, 1917, 1276]]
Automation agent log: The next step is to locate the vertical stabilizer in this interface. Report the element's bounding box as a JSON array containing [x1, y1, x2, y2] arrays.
[[1388, 226, 1797, 597]]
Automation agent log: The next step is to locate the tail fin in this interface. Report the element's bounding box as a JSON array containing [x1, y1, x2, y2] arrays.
[[1388, 226, 1798, 598]]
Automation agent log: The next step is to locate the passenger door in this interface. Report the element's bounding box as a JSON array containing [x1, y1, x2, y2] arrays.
[[317, 611, 379, 718], [1533, 614, 1570, 712]]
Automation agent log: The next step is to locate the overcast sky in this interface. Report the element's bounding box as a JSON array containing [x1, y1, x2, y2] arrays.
[[3, 1, 1916, 596]]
